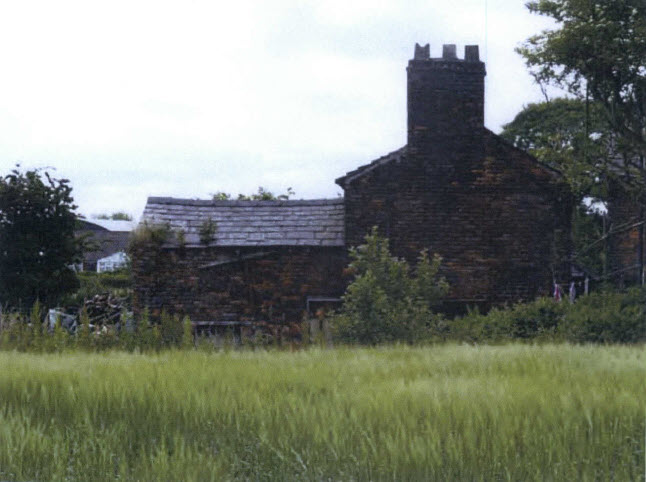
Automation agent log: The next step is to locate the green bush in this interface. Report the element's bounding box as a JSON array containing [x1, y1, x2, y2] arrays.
[[561, 288, 646, 343], [452, 288, 646, 344], [62, 270, 132, 306], [160, 311, 183, 348], [334, 228, 448, 344]]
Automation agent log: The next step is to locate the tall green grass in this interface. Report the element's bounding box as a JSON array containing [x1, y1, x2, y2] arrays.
[[0, 345, 643, 480]]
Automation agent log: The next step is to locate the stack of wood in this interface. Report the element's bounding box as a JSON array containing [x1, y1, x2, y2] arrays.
[[84, 294, 127, 325]]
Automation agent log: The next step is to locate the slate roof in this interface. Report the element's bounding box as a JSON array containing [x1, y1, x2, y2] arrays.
[[81, 231, 131, 270], [142, 197, 345, 247], [335, 146, 407, 187]]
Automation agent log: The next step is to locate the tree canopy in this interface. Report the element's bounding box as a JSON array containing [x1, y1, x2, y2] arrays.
[[501, 97, 611, 201], [518, 0, 646, 163], [500, 99, 609, 275], [0, 167, 83, 310]]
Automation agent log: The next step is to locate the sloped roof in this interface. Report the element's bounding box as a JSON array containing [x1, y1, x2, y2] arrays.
[[90, 219, 138, 231], [82, 231, 130, 269], [335, 129, 563, 189], [142, 197, 345, 247], [335, 146, 407, 188]]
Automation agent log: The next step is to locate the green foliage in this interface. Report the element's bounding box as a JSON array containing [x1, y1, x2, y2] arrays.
[[500, 99, 612, 276], [62, 269, 132, 306], [572, 203, 606, 276], [181, 316, 194, 349], [0, 166, 83, 310], [334, 228, 448, 344], [453, 298, 567, 343], [519, 0, 646, 182], [452, 289, 646, 344], [198, 217, 217, 245], [135, 308, 152, 351], [175, 228, 186, 249], [212, 186, 295, 201], [500, 98, 611, 201], [52, 316, 69, 352], [94, 211, 133, 221], [160, 311, 183, 348], [0, 346, 642, 480], [562, 288, 646, 343], [128, 222, 171, 253], [76, 308, 92, 351]]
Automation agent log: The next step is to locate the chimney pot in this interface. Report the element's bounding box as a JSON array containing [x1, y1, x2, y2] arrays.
[[442, 44, 457, 59], [414, 43, 430, 60], [465, 45, 480, 62]]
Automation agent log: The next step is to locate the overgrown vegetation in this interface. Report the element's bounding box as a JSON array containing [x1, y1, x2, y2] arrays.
[[212, 186, 295, 201], [198, 217, 217, 245], [454, 289, 646, 344], [334, 228, 448, 344], [2, 287, 646, 353], [128, 222, 171, 251], [93, 211, 133, 221], [0, 345, 642, 480], [61, 269, 132, 306]]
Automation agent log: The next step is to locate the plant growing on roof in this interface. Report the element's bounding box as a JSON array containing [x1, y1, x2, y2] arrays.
[[175, 228, 186, 249], [199, 217, 217, 245]]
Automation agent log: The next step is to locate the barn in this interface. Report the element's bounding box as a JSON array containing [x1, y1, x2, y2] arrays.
[[132, 43, 571, 322]]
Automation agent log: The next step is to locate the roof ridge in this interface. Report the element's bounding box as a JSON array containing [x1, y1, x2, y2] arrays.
[[335, 146, 407, 187], [147, 197, 344, 207]]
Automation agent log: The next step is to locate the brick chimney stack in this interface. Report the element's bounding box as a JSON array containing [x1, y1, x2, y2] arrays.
[[407, 43, 486, 149]]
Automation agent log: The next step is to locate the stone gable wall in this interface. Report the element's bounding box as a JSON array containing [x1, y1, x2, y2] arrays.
[[343, 130, 571, 307]]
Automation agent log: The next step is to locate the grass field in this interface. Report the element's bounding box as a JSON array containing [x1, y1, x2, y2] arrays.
[[0, 344, 643, 481]]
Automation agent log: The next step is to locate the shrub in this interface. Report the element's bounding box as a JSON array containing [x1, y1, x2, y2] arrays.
[[160, 311, 183, 348], [198, 218, 217, 245], [561, 288, 646, 343], [334, 228, 448, 344], [452, 288, 646, 344], [76, 308, 92, 350], [181, 316, 194, 349], [62, 269, 132, 306]]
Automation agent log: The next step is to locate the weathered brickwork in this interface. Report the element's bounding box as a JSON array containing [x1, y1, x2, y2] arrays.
[[337, 44, 571, 307], [133, 43, 572, 320], [607, 185, 644, 286], [132, 245, 347, 321]]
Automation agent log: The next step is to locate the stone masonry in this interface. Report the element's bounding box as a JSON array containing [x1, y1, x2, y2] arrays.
[[133, 43, 572, 321]]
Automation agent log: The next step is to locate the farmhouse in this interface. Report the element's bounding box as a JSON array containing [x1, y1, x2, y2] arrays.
[[132, 43, 571, 322]]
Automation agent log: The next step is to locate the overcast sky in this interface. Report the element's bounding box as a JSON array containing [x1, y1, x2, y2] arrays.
[[0, 0, 558, 220]]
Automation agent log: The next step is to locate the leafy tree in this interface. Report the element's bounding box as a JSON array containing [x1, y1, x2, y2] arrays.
[[334, 228, 448, 344], [518, 2, 646, 280], [212, 186, 295, 201], [501, 98, 612, 200], [0, 167, 83, 310], [518, 0, 646, 187], [501, 99, 610, 275]]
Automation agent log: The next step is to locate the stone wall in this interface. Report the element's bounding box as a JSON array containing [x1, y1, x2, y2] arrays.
[[341, 46, 571, 306], [342, 131, 571, 307], [131, 244, 347, 322]]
